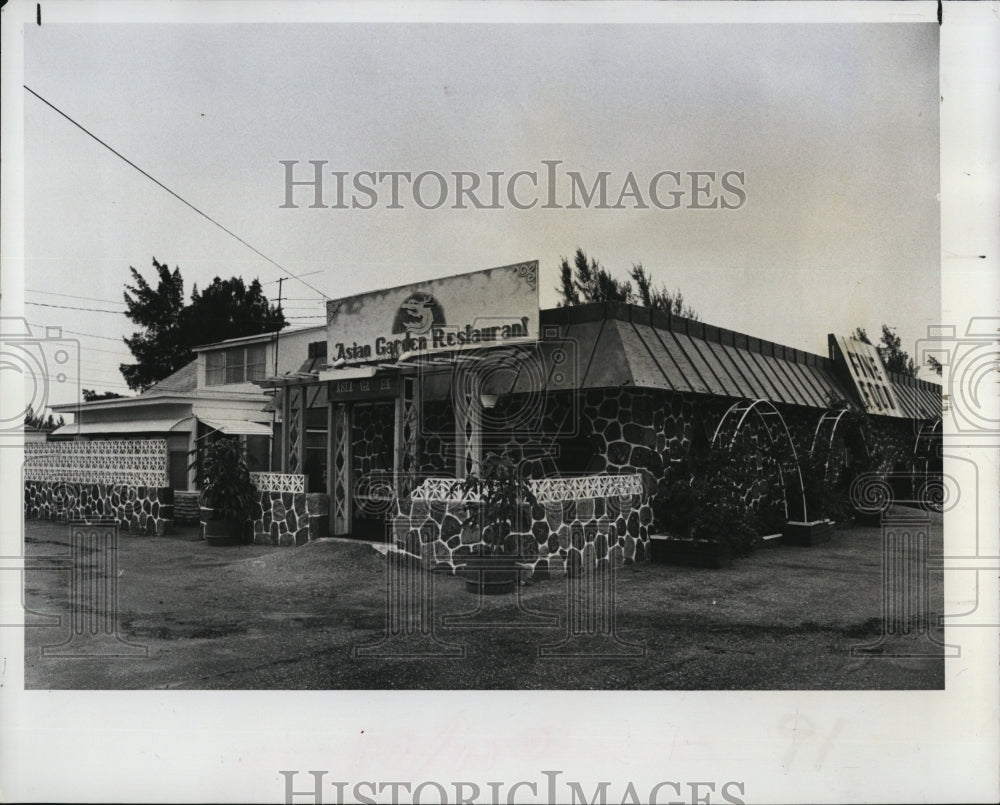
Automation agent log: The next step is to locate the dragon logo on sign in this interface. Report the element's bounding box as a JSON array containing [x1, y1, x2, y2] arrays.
[[391, 292, 445, 336]]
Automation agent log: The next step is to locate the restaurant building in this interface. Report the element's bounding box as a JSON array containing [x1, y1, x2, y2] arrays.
[[257, 262, 941, 573]]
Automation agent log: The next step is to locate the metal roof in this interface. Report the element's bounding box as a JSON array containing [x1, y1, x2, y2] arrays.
[[531, 303, 855, 410], [886, 371, 941, 420], [253, 301, 942, 420]]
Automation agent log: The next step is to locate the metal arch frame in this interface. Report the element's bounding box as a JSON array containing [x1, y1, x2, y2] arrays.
[[810, 408, 850, 458], [809, 407, 871, 483], [910, 417, 943, 504], [913, 417, 942, 457], [710, 398, 808, 521]]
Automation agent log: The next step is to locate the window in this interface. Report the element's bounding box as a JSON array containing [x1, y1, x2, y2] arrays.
[[246, 345, 266, 381], [224, 347, 244, 384], [205, 344, 268, 386], [206, 351, 225, 385]]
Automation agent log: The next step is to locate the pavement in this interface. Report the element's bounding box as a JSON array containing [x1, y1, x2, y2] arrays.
[[21, 511, 947, 689]]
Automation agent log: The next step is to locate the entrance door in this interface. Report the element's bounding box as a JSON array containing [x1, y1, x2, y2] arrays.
[[350, 401, 396, 540], [168, 449, 189, 490]]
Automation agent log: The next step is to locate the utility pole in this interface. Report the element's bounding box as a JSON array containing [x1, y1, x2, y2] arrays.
[[273, 276, 285, 376], [269, 276, 285, 472]]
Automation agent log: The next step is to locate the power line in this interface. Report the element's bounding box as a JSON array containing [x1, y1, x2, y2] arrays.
[[26, 301, 125, 314], [24, 85, 330, 300], [27, 324, 125, 342], [262, 271, 322, 287], [26, 288, 125, 306], [60, 328, 123, 342], [71, 345, 133, 357]]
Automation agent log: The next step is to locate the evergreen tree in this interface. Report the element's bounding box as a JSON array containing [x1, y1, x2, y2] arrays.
[[852, 325, 917, 377], [120, 258, 286, 391], [555, 248, 699, 320], [24, 406, 64, 430]]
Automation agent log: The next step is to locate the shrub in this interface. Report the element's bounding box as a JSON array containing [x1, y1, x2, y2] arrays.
[[197, 437, 254, 522], [453, 451, 537, 556], [654, 450, 759, 556]]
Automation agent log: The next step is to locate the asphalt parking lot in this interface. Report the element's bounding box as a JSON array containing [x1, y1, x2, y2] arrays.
[[22, 512, 946, 689]]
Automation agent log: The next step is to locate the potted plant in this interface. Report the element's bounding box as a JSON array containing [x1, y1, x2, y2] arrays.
[[452, 451, 536, 594], [197, 438, 254, 546]]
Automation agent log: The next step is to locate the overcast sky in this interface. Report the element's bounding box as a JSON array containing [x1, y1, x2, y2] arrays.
[[22, 21, 940, 402]]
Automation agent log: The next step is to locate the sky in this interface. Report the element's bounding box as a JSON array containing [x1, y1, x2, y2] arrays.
[[20, 20, 940, 405]]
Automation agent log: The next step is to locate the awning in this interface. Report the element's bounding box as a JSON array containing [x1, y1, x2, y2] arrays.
[[50, 417, 193, 437], [198, 418, 273, 437]]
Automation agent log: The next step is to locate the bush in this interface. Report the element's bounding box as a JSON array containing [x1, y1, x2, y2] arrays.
[[452, 451, 536, 556], [653, 451, 760, 556], [197, 437, 254, 522]]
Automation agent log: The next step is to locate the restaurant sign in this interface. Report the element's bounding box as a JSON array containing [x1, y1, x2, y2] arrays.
[[829, 334, 904, 417], [325, 261, 539, 365]]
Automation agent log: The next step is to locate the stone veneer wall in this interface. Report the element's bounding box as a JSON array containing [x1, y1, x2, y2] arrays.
[[405, 385, 937, 559], [351, 402, 395, 483], [250, 490, 330, 547], [419, 399, 457, 477], [392, 489, 653, 578], [419, 388, 701, 486], [24, 481, 173, 535]]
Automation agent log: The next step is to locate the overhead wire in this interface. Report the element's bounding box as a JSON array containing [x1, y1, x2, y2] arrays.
[[26, 288, 126, 306], [24, 85, 329, 300]]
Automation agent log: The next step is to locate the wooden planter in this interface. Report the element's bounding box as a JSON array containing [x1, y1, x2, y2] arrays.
[[204, 518, 244, 547], [458, 554, 520, 595], [782, 520, 833, 547], [648, 535, 733, 569]]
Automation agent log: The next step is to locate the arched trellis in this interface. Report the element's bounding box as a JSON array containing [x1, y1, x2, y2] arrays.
[[710, 399, 808, 522], [913, 418, 942, 459], [911, 418, 943, 510], [809, 408, 870, 488]]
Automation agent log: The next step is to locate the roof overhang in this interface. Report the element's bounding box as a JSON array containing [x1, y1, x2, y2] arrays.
[[51, 417, 194, 437], [191, 325, 325, 353], [51, 390, 267, 414], [198, 418, 273, 437]]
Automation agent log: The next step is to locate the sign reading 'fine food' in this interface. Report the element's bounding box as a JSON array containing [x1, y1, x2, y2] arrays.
[[829, 334, 904, 417], [325, 262, 539, 365]]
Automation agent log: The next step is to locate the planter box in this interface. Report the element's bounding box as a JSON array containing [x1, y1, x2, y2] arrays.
[[204, 518, 245, 546], [648, 535, 732, 568], [457, 554, 520, 594], [782, 520, 833, 547], [852, 510, 883, 528]]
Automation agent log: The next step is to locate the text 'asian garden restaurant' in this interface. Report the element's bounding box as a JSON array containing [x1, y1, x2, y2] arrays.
[[256, 261, 940, 574]]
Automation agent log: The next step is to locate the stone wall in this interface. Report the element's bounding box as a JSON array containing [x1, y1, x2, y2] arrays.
[[392, 481, 652, 578], [24, 480, 173, 535], [415, 385, 938, 537], [250, 490, 329, 547], [352, 402, 395, 482]]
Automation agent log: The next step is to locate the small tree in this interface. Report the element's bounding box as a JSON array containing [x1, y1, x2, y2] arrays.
[[557, 248, 631, 306], [82, 388, 126, 402], [629, 262, 699, 318], [853, 325, 917, 377], [556, 248, 699, 320], [453, 452, 537, 556], [196, 438, 254, 522], [23, 406, 64, 430]]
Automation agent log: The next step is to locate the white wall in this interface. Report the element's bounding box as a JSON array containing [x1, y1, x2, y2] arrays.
[[196, 327, 325, 392]]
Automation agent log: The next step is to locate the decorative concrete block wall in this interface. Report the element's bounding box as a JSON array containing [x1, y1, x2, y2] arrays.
[[24, 481, 173, 535]]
